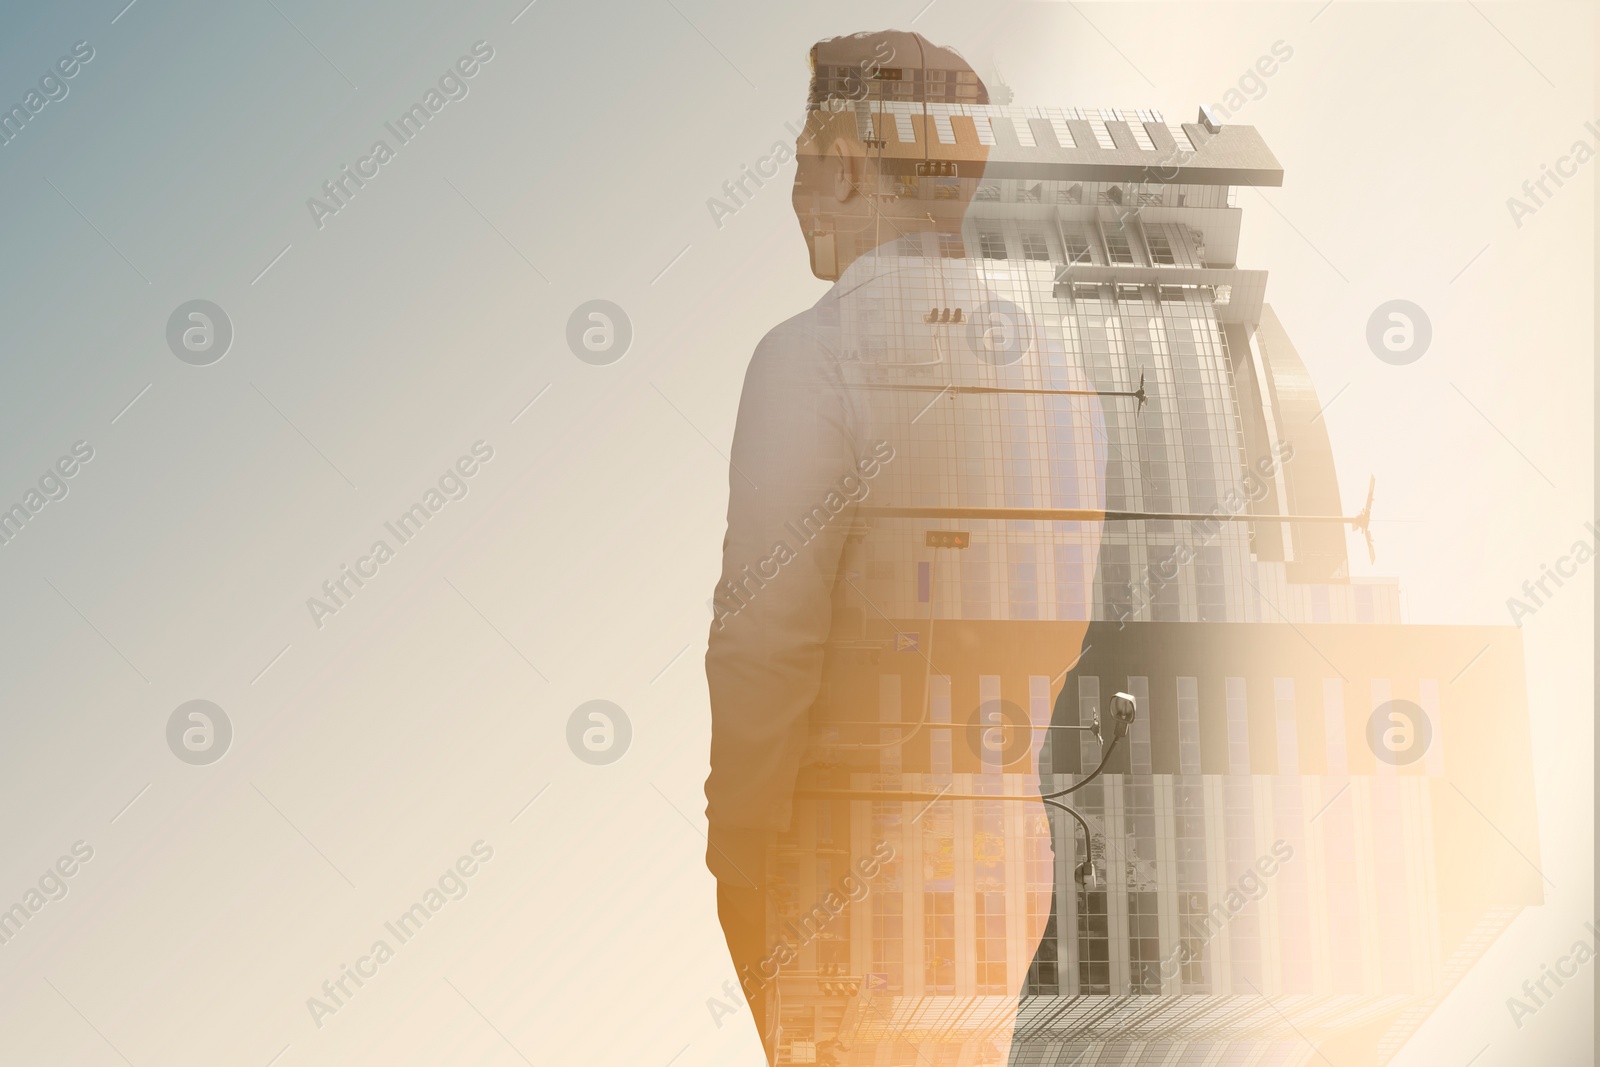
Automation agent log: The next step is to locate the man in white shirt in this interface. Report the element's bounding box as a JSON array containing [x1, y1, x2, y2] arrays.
[[704, 30, 1105, 1065]]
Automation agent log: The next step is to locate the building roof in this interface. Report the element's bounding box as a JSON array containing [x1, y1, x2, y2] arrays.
[[829, 101, 1285, 186]]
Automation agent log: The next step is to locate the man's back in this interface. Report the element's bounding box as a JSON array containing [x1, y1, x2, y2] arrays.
[[705, 234, 1106, 1065], [708, 236, 1107, 813]]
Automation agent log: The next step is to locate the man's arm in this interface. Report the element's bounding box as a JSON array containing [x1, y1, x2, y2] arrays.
[[703, 319, 859, 886]]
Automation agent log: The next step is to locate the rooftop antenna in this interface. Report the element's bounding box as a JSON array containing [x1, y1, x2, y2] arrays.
[[916, 33, 929, 171], [1354, 475, 1376, 563], [988, 57, 1015, 105]]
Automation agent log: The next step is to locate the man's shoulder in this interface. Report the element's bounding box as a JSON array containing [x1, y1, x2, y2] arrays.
[[749, 299, 840, 368]]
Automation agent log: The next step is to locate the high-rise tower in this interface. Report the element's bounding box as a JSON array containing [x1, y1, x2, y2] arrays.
[[762, 88, 1540, 1067]]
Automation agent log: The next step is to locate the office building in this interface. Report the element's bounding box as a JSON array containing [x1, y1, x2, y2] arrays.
[[766, 97, 1538, 1067]]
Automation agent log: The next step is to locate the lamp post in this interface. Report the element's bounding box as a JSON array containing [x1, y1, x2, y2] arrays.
[[794, 693, 1138, 892]]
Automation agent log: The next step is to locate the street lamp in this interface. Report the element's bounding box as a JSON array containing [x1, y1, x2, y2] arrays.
[[794, 693, 1138, 896]]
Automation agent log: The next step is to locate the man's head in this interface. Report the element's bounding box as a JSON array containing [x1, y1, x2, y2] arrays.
[[791, 31, 990, 279]]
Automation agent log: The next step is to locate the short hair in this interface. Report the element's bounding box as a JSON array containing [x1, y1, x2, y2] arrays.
[[805, 30, 988, 114]]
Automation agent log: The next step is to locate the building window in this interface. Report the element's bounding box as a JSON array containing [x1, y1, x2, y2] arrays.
[[871, 893, 904, 991], [1077, 888, 1110, 993], [1076, 677, 1102, 770], [1088, 113, 1117, 150], [1024, 807, 1058, 993], [1323, 679, 1349, 774], [1044, 109, 1076, 149], [922, 798, 955, 993], [1148, 232, 1176, 265], [1054, 543, 1088, 625], [1119, 110, 1158, 150], [924, 891, 955, 992], [1274, 779, 1313, 993], [1224, 778, 1263, 992], [938, 232, 964, 259], [868, 808, 905, 996], [1275, 677, 1299, 774], [1128, 890, 1163, 993], [1225, 677, 1250, 774], [1025, 905, 1060, 994], [1177, 890, 1211, 990], [1008, 553, 1040, 619], [1177, 678, 1202, 774], [1174, 778, 1211, 993], [1020, 230, 1050, 261], [1059, 182, 1083, 204], [1196, 546, 1226, 620], [817, 869, 850, 969], [979, 231, 1008, 260], [1104, 230, 1136, 264], [1126, 678, 1152, 773], [1063, 231, 1093, 266], [1018, 181, 1042, 203], [1123, 778, 1162, 993], [1371, 777, 1414, 991], [974, 183, 1001, 201], [975, 891, 1007, 992]]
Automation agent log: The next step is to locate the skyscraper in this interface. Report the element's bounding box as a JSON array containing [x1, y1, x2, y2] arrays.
[[762, 89, 1540, 1066]]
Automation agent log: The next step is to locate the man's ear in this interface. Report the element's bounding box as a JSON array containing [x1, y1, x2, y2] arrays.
[[829, 137, 867, 203]]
